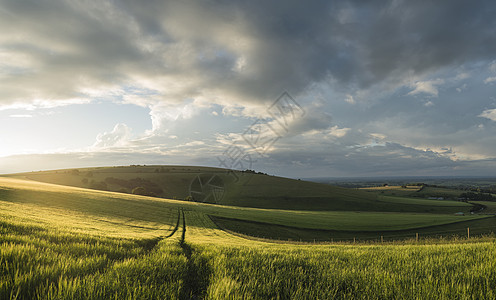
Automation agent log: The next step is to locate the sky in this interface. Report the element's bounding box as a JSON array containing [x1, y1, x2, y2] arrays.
[[1, 0, 496, 178]]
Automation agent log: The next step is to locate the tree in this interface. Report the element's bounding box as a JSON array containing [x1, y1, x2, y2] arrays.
[[89, 180, 107, 190]]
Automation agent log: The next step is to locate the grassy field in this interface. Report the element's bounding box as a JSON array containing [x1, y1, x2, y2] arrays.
[[10, 166, 384, 211], [8, 166, 480, 214], [1, 177, 496, 299], [0, 177, 488, 240], [473, 201, 496, 214], [360, 185, 422, 197], [415, 186, 465, 199], [361, 185, 466, 199]]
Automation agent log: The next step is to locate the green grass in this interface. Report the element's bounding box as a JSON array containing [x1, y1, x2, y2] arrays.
[[10, 165, 224, 200], [472, 201, 496, 214], [1, 221, 189, 299], [207, 208, 485, 231], [361, 185, 468, 200], [9, 166, 480, 214], [1, 176, 496, 298], [4, 216, 496, 299], [212, 214, 496, 242], [206, 241, 496, 299], [415, 186, 465, 198], [0, 177, 487, 238], [360, 185, 422, 197], [1, 179, 496, 298]]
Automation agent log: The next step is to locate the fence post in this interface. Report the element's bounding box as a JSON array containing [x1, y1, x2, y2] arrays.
[[467, 227, 470, 239], [353, 237, 356, 243], [416, 233, 419, 242], [381, 236, 384, 243]]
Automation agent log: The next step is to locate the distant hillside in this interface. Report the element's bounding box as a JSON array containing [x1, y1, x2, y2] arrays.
[[5, 165, 472, 213]]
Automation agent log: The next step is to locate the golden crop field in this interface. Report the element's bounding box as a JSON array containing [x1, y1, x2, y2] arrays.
[[1, 177, 496, 299]]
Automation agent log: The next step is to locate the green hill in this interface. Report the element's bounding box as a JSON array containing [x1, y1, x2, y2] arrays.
[[2, 176, 496, 299], [6, 165, 473, 213], [0, 177, 489, 242]]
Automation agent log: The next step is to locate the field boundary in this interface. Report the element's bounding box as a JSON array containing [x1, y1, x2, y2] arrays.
[[209, 214, 496, 243]]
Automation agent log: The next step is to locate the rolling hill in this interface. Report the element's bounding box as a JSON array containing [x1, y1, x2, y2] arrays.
[[1, 174, 496, 298], [0, 176, 490, 242], [6, 165, 475, 214]]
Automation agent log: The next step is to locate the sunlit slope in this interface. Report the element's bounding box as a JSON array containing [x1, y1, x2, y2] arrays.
[[0, 178, 179, 239], [2, 178, 496, 299], [10, 165, 223, 200], [0, 178, 488, 238], [6, 166, 474, 213]]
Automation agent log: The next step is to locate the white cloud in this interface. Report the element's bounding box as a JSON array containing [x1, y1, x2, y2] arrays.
[[148, 100, 200, 132], [407, 79, 444, 97], [479, 109, 496, 122], [489, 60, 496, 73], [220, 104, 269, 119], [93, 123, 131, 149], [456, 83, 467, 93], [370, 133, 386, 140], [9, 114, 32, 118], [483, 77, 496, 84], [455, 72, 470, 81], [328, 126, 351, 138], [345, 94, 355, 104]]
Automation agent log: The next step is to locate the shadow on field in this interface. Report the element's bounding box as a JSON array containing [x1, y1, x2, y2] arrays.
[[133, 208, 182, 252], [210, 214, 496, 243], [179, 210, 212, 300]]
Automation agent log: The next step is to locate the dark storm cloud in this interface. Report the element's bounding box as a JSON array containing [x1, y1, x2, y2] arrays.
[[192, 0, 496, 95], [1, 0, 495, 108]]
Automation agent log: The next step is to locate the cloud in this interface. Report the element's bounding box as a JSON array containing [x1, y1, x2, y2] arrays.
[[479, 109, 496, 122], [456, 83, 467, 93], [3, 141, 496, 178], [281, 106, 332, 137], [455, 73, 470, 81], [93, 123, 131, 149], [407, 79, 444, 97], [328, 126, 350, 138], [148, 100, 200, 132], [490, 60, 496, 73], [2, 0, 496, 177], [345, 94, 355, 104], [370, 133, 386, 140], [484, 77, 496, 84], [1, 0, 495, 113], [9, 114, 32, 118]]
